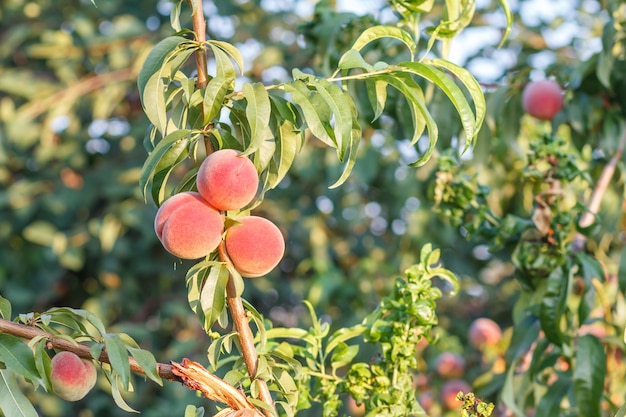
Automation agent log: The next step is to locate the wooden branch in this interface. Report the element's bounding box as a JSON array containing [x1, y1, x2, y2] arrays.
[[187, 0, 209, 89], [171, 359, 263, 415], [0, 317, 180, 382], [219, 243, 276, 417], [572, 127, 626, 251]]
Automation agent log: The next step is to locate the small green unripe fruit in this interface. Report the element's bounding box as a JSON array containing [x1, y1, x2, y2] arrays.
[[224, 216, 285, 278], [196, 149, 259, 211], [50, 351, 97, 402], [521, 79, 563, 121]]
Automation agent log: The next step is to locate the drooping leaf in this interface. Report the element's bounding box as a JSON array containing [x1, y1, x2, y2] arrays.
[[110, 373, 139, 413], [208, 40, 244, 75], [329, 96, 362, 188], [574, 335, 606, 417], [139, 129, 194, 201], [348, 25, 416, 58], [534, 376, 570, 417], [137, 36, 188, 97], [199, 264, 230, 331], [126, 346, 162, 386], [540, 267, 570, 345], [242, 82, 272, 155], [365, 78, 388, 122], [0, 369, 39, 417], [0, 295, 11, 320], [103, 333, 131, 390], [399, 62, 478, 149], [285, 80, 336, 148], [150, 137, 190, 205], [0, 334, 41, 385]]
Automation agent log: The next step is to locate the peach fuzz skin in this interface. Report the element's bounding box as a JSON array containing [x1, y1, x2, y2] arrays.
[[155, 191, 224, 259], [522, 79, 563, 121], [196, 149, 259, 211], [50, 351, 97, 402], [223, 216, 285, 278]]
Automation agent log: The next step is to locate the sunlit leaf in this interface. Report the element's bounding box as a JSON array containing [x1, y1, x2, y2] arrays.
[[127, 347, 162, 386], [349, 25, 416, 58], [285, 80, 336, 148], [242, 82, 272, 155], [199, 264, 229, 331]]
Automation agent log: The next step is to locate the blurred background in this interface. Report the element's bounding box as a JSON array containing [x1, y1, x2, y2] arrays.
[[1, 0, 623, 416]]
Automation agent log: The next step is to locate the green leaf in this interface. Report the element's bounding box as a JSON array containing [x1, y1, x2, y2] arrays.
[[137, 36, 188, 98], [399, 62, 478, 150], [208, 40, 244, 75], [242, 82, 272, 155], [349, 25, 416, 58], [326, 325, 367, 356], [330, 343, 359, 370], [365, 78, 388, 122], [203, 77, 232, 125], [500, 357, 529, 417], [496, 0, 513, 47], [150, 137, 190, 205], [199, 264, 229, 331], [184, 405, 205, 417], [0, 334, 42, 385], [328, 99, 362, 188], [285, 80, 336, 148], [126, 347, 162, 386], [139, 129, 193, 201], [614, 403, 626, 417], [574, 335, 606, 417], [534, 376, 570, 417], [337, 49, 374, 72], [0, 296, 11, 320], [505, 313, 541, 364], [540, 267, 570, 345], [426, 58, 486, 147], [46, 307, 108, 337], [378, 73, 437, 166], [618, 244, 626, 295], [309, 79, 353, 161], [0, 369, 39, 417], [103, 333, 131, 390], [110, 373, 139, 413]]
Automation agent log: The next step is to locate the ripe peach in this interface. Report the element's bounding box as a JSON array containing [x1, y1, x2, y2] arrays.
[[50, 351, 97, 402], [440, 379, 472, 410], [434, 352, 466, 379], [468, 318, 502, 349], [521, 79, 563, 121], [196, 149, 259, 211], [155, 191, 224, 259], [223, 216, 285, 278]]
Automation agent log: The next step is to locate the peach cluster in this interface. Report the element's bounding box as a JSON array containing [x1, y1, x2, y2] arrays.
[[154, 149, 285, 278]]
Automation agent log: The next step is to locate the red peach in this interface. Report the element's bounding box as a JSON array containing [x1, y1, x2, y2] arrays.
[[223, 216, 285, 278], [50, 351, 97, 402], [154, 192, 208, 240], [160, 200, 224, 259], [196, 149, 259, 211], [434, 352, 466, 379], [468, 318, 502, 349], [521, 79, 563, 121], [440, 379, 472, 410]]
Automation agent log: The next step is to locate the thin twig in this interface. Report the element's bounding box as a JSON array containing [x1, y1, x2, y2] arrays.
[[0, 317, 179, 382], [572, 126, 626, 251]]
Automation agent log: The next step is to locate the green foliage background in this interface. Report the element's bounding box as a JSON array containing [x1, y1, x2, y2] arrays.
[[1, 0, 625, 416]]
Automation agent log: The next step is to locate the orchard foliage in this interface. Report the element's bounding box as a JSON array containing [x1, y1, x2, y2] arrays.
[[1, 0, 626, 417]]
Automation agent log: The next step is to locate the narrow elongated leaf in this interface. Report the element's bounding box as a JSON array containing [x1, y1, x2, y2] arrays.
[[111, 373, 139, 413], [501, 358, 529, 417], [337, 49, 374, 72], [329, 108, 362, 188], [309, 79, 353, 160], [427, 58, 486, 146], [365, 78, 388, 122], [326, 325, 367, 355], [534, 376, 570, 416], [496, 0, 513, 47], [574, 335, 606, 417], [378, 74, 438, 166], [618, 244, 626, 295], [127, 346, 162, 385], [540, 267, 569, 345], [285, 81, 336, 147], [139, 129, 192, 200], [103, 333, 131, 390], [349, 26, 416, 58], [242, 82, 272, 155], [0, 295, 11, 320], [200, 264, 230, 330], [0, 369, 38, 417], [151, 138, 190, 205], [203, 77, 232, 125], [505, 313, 540, 364], [208, 40, 244, 75], [137, 36, 187, 97], [0, 335, 41, 384], [399, 62, 477, 148]]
